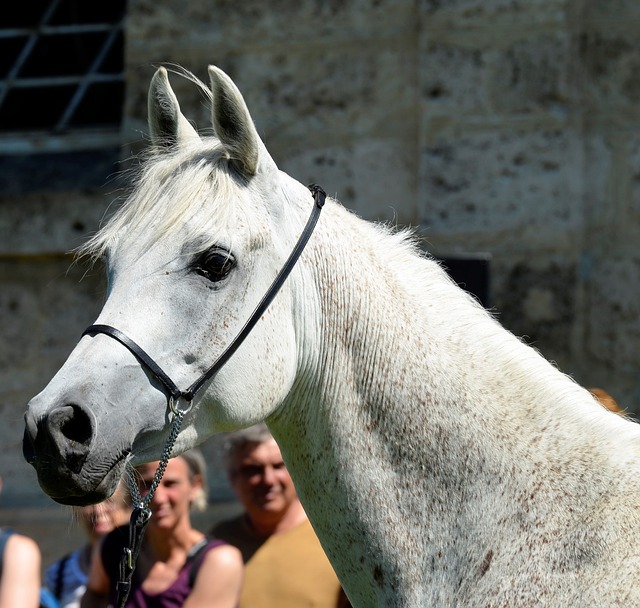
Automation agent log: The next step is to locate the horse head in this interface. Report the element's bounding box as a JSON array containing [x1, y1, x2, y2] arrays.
[[23, 66, 316, 505]]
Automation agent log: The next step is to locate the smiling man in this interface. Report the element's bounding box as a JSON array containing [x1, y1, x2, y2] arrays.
[[212, 423, 347, 608]]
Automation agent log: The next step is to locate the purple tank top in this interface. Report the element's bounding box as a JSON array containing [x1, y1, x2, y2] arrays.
[[126, 539, 224, 608], [102, 528, 227, 608]]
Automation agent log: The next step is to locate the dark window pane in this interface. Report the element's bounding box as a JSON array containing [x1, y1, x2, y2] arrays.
[[0, 36, 28, 79], [20, 33, 109, 78], [2, 2, 50, 28], [98, 30, 124, 74], [0, 85, 75, 131], [49, 0, 126, 25], [69, 81, 124, 127]]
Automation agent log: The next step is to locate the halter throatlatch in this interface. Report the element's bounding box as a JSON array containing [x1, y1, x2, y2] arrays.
[[82, 184, 325, 608]]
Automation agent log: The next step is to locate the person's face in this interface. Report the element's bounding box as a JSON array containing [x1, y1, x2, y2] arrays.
[[76, 486, 131, 541], [136, 457, 201, 529], [229, 438, 297, 520]]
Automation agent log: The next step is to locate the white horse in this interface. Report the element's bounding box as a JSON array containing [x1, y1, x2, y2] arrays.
[[24, 65, 640, 606]]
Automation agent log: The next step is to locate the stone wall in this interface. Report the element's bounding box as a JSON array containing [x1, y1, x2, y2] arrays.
[[1, 0, 640, 565]]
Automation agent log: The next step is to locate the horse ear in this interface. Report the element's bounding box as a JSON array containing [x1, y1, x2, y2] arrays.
[[208, 65, 259, 176], [148, 66, 200, 149]]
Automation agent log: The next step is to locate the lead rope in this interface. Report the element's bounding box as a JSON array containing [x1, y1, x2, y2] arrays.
[[115, 400, 190, 608]]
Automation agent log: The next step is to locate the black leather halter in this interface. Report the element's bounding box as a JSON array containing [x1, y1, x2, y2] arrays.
[[82, 183, 326, 407]]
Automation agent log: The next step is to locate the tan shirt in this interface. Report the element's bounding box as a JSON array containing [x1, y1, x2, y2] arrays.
[[212, 516, 343, 608]]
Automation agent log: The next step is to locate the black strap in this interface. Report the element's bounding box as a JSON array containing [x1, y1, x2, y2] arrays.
[[187, 538, 210, 588], [82, 325, 183, 401], [83, 184, 325, 404], [115, 507, 151, 608]]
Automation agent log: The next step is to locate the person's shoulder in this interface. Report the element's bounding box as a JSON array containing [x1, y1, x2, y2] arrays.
[[3, 533, 40, 575], [198, 543, 242, 576], [6, 532, 40, 560]]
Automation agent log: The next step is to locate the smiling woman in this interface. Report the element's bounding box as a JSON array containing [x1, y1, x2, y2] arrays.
[[80, 450, 243, 608]]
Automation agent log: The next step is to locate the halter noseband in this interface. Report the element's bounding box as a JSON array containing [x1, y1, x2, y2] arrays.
[[82, 183, 325, 406], [80, 183, 325, 608]]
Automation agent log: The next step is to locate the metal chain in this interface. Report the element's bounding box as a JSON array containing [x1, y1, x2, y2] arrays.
[[127, 397, 190, 508], [116, 399, 191, 608]]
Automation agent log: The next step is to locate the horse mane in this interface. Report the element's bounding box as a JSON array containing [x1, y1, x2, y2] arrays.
[[322, 205, 625, 437]]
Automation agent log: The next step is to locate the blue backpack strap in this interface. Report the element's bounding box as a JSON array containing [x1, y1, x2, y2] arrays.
[[0, 528, 14, 578], [39, 587, 61, 608]]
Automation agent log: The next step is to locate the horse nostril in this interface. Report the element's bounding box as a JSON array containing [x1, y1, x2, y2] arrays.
[[47, 405, 95, 474], [22, 427, 36, 465], [50, 405, 93, 445]]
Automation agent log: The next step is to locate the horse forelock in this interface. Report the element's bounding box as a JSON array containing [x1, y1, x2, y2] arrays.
[[78, 141, 259, 261]]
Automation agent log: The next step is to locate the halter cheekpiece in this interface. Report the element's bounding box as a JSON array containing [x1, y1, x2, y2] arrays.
[[81, 183, 325, 608], [83, 183, 326, 405]]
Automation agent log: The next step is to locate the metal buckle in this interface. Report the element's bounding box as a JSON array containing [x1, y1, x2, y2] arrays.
[[169, 395, 193, 416]]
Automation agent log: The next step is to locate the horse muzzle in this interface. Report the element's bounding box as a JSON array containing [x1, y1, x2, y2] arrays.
[[22, 403, 114, 505]]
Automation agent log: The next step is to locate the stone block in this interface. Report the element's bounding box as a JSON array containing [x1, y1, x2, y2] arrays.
[[579, 31, 640, 115], [0, 190, 113, 256], [582, 130, 640, 255], [127, 0, 414, 59], [421, 128, 583, 250], [420, 32, 572, 129], [280, 137, 418, 225], [232, 45, 416, 141]]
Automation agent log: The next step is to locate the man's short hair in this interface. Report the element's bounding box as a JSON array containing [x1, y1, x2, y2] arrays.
[[222, 422, 273, 474]]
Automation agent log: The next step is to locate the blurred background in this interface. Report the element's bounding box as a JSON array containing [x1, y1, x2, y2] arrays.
[[1, 0, 640, 566]]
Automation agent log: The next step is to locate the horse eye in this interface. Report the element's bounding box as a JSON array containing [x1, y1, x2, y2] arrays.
[[192, 248, 236, 282]]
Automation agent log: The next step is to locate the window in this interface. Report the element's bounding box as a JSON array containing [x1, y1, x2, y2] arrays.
[[0, 0, 126, 154]]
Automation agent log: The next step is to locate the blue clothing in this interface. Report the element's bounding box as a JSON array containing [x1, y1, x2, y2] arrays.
[[45, 548, 87, 608]]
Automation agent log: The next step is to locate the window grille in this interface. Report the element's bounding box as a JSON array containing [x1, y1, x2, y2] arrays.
[[0, 0, 126, 153]]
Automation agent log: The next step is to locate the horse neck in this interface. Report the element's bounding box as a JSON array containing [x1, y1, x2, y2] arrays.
[[266, 202, 640, 605], [272, 200, 635, 530]]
